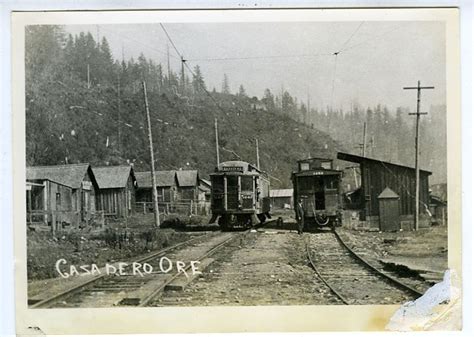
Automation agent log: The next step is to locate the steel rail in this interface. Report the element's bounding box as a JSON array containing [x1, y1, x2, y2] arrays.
[[139, 231, 246, 306], [305, 240, 350, 305], [306, 230, 424, 304], [32, 218, 282, 308], [140, 218, 277, 306], [30, 232, 212, 309], [333, 230, 424, 298]]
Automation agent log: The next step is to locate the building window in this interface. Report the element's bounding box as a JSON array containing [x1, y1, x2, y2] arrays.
[[321, 162, 332, 170], [300, 162, 310, 171], [56, 193, 61, 206]]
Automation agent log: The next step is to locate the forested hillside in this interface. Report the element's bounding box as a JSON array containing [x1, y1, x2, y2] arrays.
[[25, 26, 447, 187], [25, 26, 342, 188]]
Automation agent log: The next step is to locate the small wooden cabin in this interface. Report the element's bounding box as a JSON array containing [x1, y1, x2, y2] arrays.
[[92, 166, 137, 218], [270, 189, 294, 209], [135, 170, 177, 203], [176, 170, 200, 201], [26, 163, 99, 227]]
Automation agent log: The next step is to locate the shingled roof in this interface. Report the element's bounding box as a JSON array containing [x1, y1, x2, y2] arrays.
[[26, 163, 93, 189], [135, 171, 177, 188], [92, 166, 135, 189], [176, 170, 199, 187]]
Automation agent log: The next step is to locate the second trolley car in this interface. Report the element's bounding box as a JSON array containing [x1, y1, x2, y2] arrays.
[[292, 157, 343, 229]]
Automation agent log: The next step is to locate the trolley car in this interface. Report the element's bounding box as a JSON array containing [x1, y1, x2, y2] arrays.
[[209, 161, 271, 230], [292, 157, 343, 229]]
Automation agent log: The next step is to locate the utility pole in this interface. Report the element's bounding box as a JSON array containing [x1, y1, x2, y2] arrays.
[[142, 81, 161, 228], [403, 80, 434, 231], [356, 122, 367, 157], [362, 122, 367, 157], [167, 43, 171, 84], [255, 138, 260, 169], [214, 118, 220, 167], [306, 93, 310, 125], [180, 56, 186, 92], [87, 63, 91, 89], [117, 72, 121, 153]]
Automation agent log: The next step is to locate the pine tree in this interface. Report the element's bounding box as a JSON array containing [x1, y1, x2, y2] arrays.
[[192, 65, 206, 94], [221, 74, 230, 94], [238, 84, 247, 97]]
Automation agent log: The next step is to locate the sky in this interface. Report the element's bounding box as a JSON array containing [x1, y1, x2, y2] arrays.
[[65, 21, 446, 112]]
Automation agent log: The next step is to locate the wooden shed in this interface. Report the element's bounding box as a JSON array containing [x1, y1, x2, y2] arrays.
[[337, 152, 432, 228], [92, 166, 137, 218], [26, 163, 99, 227], [270, 189, 294, 209], [135, 170, 177, 203], [176, 170, 200, 201]]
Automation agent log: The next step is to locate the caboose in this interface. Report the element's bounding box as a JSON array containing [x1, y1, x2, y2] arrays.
[[209, 161, 271, 230], [292, 157, 343, 229]]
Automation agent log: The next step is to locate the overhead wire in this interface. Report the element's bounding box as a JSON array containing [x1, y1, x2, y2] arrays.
[[339, 24, 403, 53], [100, 26, 179, 60], [159, 23, 234, 119], [329, 22, 365, 110], [338, 22, 365, 52], [186, 52, 334, 62]]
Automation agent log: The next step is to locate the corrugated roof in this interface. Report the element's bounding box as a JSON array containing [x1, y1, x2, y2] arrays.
[[176, 170, 198, 187], [378, 187, 400, 199], [270, 189, 293, 198], [135, 171, 176, 188], [93, 166, 134, 189], [26, 163, 91, 189]]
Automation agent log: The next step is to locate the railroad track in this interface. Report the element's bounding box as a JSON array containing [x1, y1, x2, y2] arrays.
[[31, 231, 246, 308], [305, 229, 424, 305]]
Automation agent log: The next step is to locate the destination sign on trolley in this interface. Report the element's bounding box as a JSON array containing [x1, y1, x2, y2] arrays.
[[221, 166, 244, 172]]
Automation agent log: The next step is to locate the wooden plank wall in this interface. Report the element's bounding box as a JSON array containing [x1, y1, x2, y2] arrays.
[[96, 175, 136, 218], [362, 161, 430, 216]]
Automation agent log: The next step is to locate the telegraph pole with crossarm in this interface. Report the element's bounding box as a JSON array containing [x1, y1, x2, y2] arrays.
[[403, 80, 434, 231]]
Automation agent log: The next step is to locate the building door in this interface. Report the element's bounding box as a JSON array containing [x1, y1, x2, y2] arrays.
[[378, 188, 400, 232]]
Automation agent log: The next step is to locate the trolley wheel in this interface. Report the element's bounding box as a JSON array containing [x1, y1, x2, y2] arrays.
[[315, 214, 330, 226]]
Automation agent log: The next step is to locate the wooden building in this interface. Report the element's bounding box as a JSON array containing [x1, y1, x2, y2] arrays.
[[135, 170, 177, 203], [92, 166, 137, 218], [270, 189, 293, 209], [135, 170, 211, 215], [337, 152, 432, 229], [198, 178, 211, 203], [176, 170, 200, 201], [26, 163, 99, 228]]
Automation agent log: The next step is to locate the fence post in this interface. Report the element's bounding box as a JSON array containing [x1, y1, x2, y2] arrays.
[[190, 200, 193, 215], [51, 212, 56, 236]]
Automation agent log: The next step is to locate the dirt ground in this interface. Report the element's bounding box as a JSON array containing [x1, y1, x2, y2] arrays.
[[337, 225, 448, 283], [27, 216, 197, 281], [154, 230, 341, 306]]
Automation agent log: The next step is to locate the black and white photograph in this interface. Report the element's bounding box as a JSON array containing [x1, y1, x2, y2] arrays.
[[10, 7, 462, 333]]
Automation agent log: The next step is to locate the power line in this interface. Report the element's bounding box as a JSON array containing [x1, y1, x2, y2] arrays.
[[159, 23, 232, 118], [340, 24, 403, 53], [186, 52, 333, 62], [330, 53, 338, 109], [100, 26, 179, 60], [338, 22, 365, 52]]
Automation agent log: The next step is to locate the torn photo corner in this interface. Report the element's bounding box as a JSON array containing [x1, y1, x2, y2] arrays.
[[11, 7, 461, 334]]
